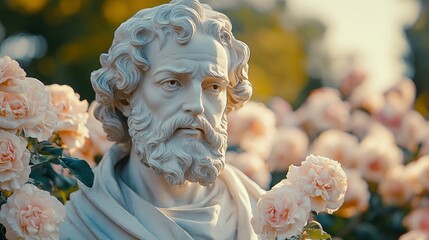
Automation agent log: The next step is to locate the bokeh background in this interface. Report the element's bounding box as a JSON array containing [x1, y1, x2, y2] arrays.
[[1, 0, 428, 115], [2, 0, 429, 239]]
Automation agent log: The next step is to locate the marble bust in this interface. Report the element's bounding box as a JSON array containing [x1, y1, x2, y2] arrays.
[[60, 0, 264, 239]]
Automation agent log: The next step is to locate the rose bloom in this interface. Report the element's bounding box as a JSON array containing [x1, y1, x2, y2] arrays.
[[415, 155, 429, 192], [0, 76, 57, 141], [399, 230, 429, 240], [227, 101, 276, 159], [251, 179, 311, 240], [268, 96, 299, 128], [421, 136, 429, 157], [339, 66, 366, 97], [226, 151, 271, 189], [267, 127, 309, 172], [403, 207, 429, 232], [0, 56, 26, 84], [296, 88, 350, 138], [378, 165, 414, 206], [46, 84, 89, 152], [347, 84, 384, 114], [0, 184, 66, 239], [335, 169, 369, 218], [286, 155, 348, 213], [71, 101, 113, 165], [373, 78, 416, 129], [357, 136, 403, 183], [348, 110, 395, 144], [394, 110, 429, 153], [309, 129, 359, 169], [0, 130, 31, 191]]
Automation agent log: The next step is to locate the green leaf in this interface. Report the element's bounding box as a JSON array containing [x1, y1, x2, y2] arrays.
[[60, 157, 94, 188], [45, 166, 77, 191], [304, 229, 332, 240]]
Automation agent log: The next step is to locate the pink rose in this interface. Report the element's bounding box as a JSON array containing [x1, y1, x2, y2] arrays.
[[335, 169, 369, 218], [378, 165, 414, 206], [348, 110, 395, 143], [296, 88, 350, 137], [374, 78, 416, 128], [286, 155, 348, 213], [267, 127, 309, 171], [226, 151, 271, 189], [309, 129, 359, 169], [399, 230, 429, 240], [46, 84, 89, 152], [421, 136, 429, 158], [357, 137, 402, 183], [415, 155, 429, 192], [227, 101, 276, 159], [268, 97, 299, 128], [0, 56, 26, 85], [403, 207, 429, 232], [0, 130, 30, 191], [0, 184, 66, 239], [394, 110, 429, 153], [251, 179, 311, 240], [0, 77, 57, 141]]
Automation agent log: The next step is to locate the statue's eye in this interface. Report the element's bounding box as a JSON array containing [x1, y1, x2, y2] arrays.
[[161, 79, 181, 91], [206, 83, 225, 94]]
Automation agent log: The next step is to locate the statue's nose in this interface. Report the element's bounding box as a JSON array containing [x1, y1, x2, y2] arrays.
[[182, 84, 204, 116]]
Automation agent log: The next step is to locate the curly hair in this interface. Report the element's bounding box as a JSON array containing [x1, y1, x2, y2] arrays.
[[91, 0, 252, 143]]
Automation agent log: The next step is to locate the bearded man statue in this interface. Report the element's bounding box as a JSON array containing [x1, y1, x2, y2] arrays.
[[60, 0, 265, 239]]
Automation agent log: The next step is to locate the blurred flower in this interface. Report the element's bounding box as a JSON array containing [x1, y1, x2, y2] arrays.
[[226, 151, 271, 189], [251, 179, 311, 240], [71, 101, 112, 166], [46, 84, 89, 153], [421, 136, 429, 158], [0, 184, 66, 240], [394, 110, 429, 153], [296, 88, 350, 138], [403, 160, 426, 195], [416, 155, 429, 192], [227, 101, 276, 159], [268, 97, 299, 128], [0, 56, 26, 84], [378, 165, 414, 206], [339, 66, 366, 97], [348, 85, 384, 114], [287, 155, 347, 213], [335, 169, 369, 218], [374, 78, 416, 129], [357, 136, 403, 183], [399, 230, 429, 240], [309, 129, 359, 169], [267, 127, 308, 172], [348, 110, 395, 143], [0, 130, 30, 191], [403, 207, 429, 232]]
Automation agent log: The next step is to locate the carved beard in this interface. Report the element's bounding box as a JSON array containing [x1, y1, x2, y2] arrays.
[[127, 99, 228, 186]]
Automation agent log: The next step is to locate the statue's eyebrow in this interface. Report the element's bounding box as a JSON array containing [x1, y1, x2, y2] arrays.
[[152, 66, 228, 81]]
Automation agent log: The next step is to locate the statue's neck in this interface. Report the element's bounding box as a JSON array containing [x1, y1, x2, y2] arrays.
[[119, 149, 211, 208]]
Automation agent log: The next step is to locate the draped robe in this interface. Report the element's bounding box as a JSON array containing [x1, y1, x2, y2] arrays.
[[60, 145, 265, 239]]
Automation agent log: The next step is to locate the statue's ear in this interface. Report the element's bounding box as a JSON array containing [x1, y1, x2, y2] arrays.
[[116, 98, 132, 117]]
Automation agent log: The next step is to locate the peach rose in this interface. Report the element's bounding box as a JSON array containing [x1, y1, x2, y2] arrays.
[[227, 101, 276, 159], [267, 127, 309, 172], [378, 165, 414, 206], [0, 56, 26, 85], [348, 110, 395, 143], [394, 110, 429, 153], [251, 179, 311, 240], [357, 136, 402, 183], [0, 77, 57, 141], [348, 85, 384, 114], [374, 78, 416, 129], [296, 88, 350, 138], [403, 207, 429, 232], [46, 84, 89, 152], [415, 155, 429, 192], [0, 130, 31, 191], [268, 97, 299, 128], [309, 129, 359, 169], [226, 151, 271, 189], [0, 184, 66, 239], [421, 136, 429, 157], [399, 230, 429, 240], [286, 155, 347, 213], [335, 169, 369, 218]]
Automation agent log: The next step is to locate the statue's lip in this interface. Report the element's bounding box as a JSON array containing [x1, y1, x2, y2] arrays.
[[177, 126, 204, 132]]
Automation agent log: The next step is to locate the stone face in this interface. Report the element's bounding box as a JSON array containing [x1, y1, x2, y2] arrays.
[[59, 0, 263, 239]]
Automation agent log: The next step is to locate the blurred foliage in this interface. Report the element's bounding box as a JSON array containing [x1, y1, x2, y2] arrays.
[[406, 0, 429, 118], [0, 0, 307, 105]]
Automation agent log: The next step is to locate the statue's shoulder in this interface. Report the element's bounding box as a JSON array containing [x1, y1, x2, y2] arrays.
[[221, 164, 266, 201]]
